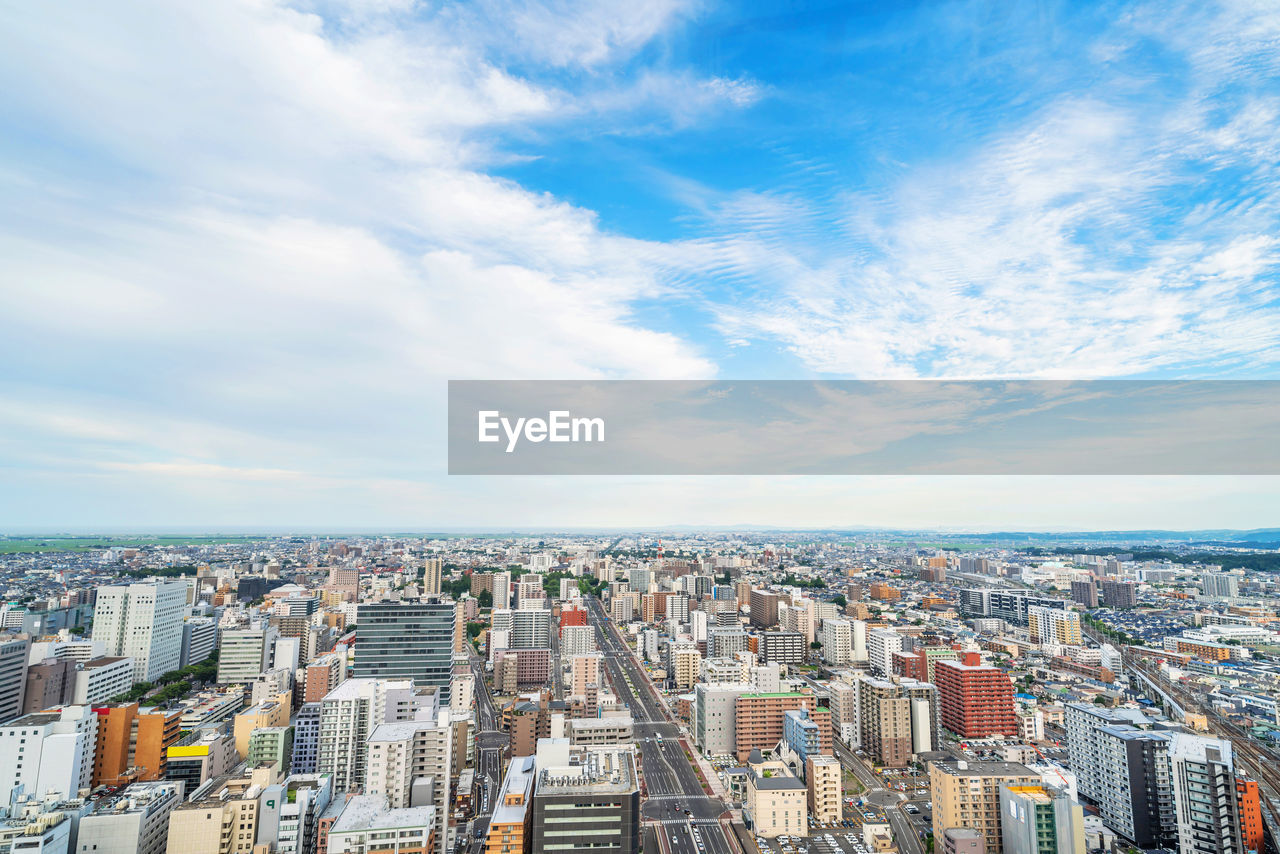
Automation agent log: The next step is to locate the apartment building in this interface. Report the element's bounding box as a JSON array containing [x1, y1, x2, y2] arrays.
[[735, 692, 829, 762], [934, 661, 1018, 738], [930, 760, 1040, 854], [1027, 607, 1082, 646], [807, 755, 841, 826], [365, 714, 452, 854], [999, 785, 1085, 854]]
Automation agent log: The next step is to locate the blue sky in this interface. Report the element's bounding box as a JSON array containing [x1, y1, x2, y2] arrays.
[[1, 0, 1279, 529]]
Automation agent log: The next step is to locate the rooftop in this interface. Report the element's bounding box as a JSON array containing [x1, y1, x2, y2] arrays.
[[331, 795, 435, 833]]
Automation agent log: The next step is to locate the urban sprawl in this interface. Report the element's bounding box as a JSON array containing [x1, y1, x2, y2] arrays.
[[1, 533, 1278, 854]]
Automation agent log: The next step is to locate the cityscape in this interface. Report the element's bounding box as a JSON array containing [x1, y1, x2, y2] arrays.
[[1, 532, 1279, 854]]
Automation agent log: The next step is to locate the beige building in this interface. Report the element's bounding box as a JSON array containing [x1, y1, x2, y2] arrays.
[[364, 715, 452, 854], [571, 654, 603, 698], [930, 761, 1039, 854], [1027, 607, 1082, 646], [745, 756, 808, 840], [327, 795, 436, 854], [807, 756, 842, 826], [165, 765, 280, 854], [233, 698, 290, 760], [670, 643, 701, 691]]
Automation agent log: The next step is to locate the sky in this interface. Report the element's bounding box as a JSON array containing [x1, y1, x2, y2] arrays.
[[2, 0, 1279, 531]]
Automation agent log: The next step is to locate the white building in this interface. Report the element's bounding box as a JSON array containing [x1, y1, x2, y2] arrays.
[[217, 625, 281, 684], [76, 781, 184, 854], [560, 625, 596, 658], [316, 679, 439, 795], [0, 705, 97, 801], [820, 619, 853, 666], [91, 581, 187, 683], [72, 656, 135, 705], [867, 629, 903, 677], [365, 713, 452, 854]]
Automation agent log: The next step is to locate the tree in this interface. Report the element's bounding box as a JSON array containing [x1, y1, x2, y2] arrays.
[[467, 621, 486, 639], [810, 640, 823, 649], [68, 625, 86, 635], [832, 594, 847, 609], [477, 590, 493, 609]]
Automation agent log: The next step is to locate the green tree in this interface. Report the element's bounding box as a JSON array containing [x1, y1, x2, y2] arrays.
[[477, 590, 493, 609], [832, 594, 847, 609]]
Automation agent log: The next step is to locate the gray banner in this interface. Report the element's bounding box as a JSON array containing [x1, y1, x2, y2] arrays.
[[447, 380, 1280, 475]]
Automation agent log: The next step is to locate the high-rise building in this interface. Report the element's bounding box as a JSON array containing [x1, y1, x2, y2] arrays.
[[999, 785, 1085, 854], [291, 702, 321, 775], [694, 682, 752, 756], [315, 678, 440, 794], [735, 692, 830, 762], [94, 702, 183, 785], [857, 677, 939, 766], [750, 590, 779, 628], [165, 764, 280, 854], [1202, 572, 1239, 600], [179, 618, 218, 668], [1100, 579, 1137, 609], [422, 558, 443, 595], [484, 754, 535, 854], [92, 581, 187, 683], [668, 642, 701, 690], [1064, 703, 1174, 848], [1169, 733, 1245, 854], [807, 755, 841, 826], [217, 625, 280, 685], [492, 571, 512, 611], [0, 705, 98, 801], [530, 748, 640, 854], [934, 661, 1018, 738], [277, 774, 333, 854], [820, 619, 853, 665], [366, 713, 452, 854], [757, 631, 805, 666], [930, 760, 1039, 854], [867, 629, 904, 677], [23, 657, 75, 713], [1027, 607, 1082, 646], [510, 608, 551, 649], [1237, 779, 1264, 854], [355, 601, 456, 704], [570, 654, 603, 699], [1070, 580, 1098, 608], [560, 624, 595, 658], [247, 726, 294, 774], [0, 633, 31, 723]]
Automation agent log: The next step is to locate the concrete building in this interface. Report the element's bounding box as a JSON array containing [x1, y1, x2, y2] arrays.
[[93, 582, 187, 684], [745, 757, 807, 840], [234, 700, 290, 760], [422, 559, 443, 595], [291, 703, 321, 775], [0, 633, 31, 723], [750, 591, 779, 628], [559, 625, 595, 658], [757, 632, 806, 666], [735, 693, 829, 763], [570, 654, 603, 699], [567, 716, 634, 747], [276, 774, 333, 854], [247, 726, 293, 774], [77, 781, 185, 854], [929, 760, 1039, 854], [163, 729, 237, 796], [669, 643, 701, 691], [1070, 580, 1098, 608], [820, 619, 853, 666], [999, 785, 1084, 854], [217, 626, 280, 685], [530, 748, 639, 854], [867, 629, 903, 677], [1027, 607, 1082, 646], [94, 703, 183, 785], [326, 796, 437, 854], [1169, 733, 1245, 854], [365, 713, 452, 854], [694, 682, 752, 757], [315, 679, 439, 794], [807, 755, 841, 826], [165, 764, 280, 854], [0, 705, 97, 801], [484, 755, 534, 854], [943, 828, 986, 854], [934, 661, 1018, 738], [73, 657, 135, 705], [179, 619, 217, 669]]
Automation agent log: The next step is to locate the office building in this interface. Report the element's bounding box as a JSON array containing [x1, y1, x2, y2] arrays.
[[291, 703, 321, 775], [354, 601, 456, 705], [247, 726, 294, 774], [327, 795, 437, 854], [694, 682, 752, 757], [0, 705, 98, 801], [77, 781, 185, 854], [165, 764, 280, 854], [163, 729, 237, 795], [930, 760, 1039, 854], [934, 661, 1018, 738], [180, 619, 218, 668], [234, 699, 290, 760], [530, 748, 640, 854], [94, 702, 183, 785], [217, 626, 280, 685], [92, 581, 187, 683], [23, 657, 74, 714], [0, 633, 31, 722], [868, 629, 903, 677], [999, 785, 1085, 854], [485, 755, 535, 854], [73, 656, 135, 705]]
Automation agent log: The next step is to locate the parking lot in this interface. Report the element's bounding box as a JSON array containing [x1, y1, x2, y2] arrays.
[[755, 830, 877, 854]]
